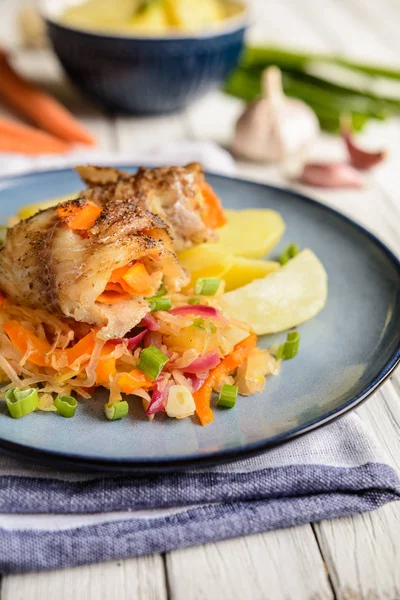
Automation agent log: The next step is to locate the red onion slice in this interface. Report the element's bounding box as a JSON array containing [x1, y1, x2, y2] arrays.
[[169, 305, 220, 318], [145, 377, 170, 416], [186, 372, 208, 392], [141, 314, 160, 331], [184, 351, 220, 374], [109, 329, 147, 351]]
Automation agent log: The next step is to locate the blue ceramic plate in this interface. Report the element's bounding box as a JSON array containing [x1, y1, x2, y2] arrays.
[[0, 167, 399, 472]]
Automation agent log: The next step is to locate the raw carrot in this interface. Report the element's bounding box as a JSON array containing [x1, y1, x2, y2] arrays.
[[0, 48, 95, 146], [58, 201, 102, 230], [193, 333, 257, 425], [2, 320, 52, 367], [201, 182, 227, 229], [118, 368, 153, 394], [96, 342, 116, 384], [0, 117, 70, 154]]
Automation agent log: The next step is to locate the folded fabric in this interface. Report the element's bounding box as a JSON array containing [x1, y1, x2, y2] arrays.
[[0, 413, 399, 573]]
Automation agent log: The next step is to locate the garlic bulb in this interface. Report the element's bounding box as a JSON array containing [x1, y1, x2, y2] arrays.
[[232, 66, 319, 163]]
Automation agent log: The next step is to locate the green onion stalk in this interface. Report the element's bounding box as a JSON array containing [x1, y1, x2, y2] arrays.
[[225, 46, 400, 132]]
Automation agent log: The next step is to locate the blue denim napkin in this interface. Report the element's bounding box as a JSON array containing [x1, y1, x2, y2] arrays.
[[0, 412, 399, 573]]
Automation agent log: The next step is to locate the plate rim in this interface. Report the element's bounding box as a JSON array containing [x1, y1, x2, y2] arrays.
[[0, 165, 399, 472]]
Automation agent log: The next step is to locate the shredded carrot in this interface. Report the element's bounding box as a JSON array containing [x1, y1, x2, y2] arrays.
[[2, 320, 52, 367], [201, 181, 227, 229], [0, 117, 70, 155], [0, 48, 95, 146], [193, 333, 257, 426], [121, 263, 153, 295], [96, 342, 116, 384], [118, 368, 153, 394], [63, 331, 97, 367], [58, 201, 102, 230]]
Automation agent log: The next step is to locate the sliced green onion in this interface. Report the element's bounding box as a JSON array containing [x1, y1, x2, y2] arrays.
[[217, 384, 238, 409], [209, 321, 217, 334], [5, 387, 39, 418], [193, 317, 206, 330], [280, 243, 300, 265], [188, 297, 200, 305], [194, 277, 221, 296], [149, 297, 172, 312], [284, 331, 300, 359], [276, 331, 300, 360], [155, 283, 167, 297], [104, 400, 129, 421], [137, 345, 169, 380], [54, 394, 78, 418]]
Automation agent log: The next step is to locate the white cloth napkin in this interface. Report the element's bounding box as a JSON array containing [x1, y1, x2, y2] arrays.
[[0, 141, 236, 178]]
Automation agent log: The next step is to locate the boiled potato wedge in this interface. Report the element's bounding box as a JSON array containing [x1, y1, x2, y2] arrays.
[[164, 0, 225, 29], [220, 249, 328, 334], [178, 246, 279, 291], [129, 2, 170, 32], [215, 209, 285, 258], [223, 257, 279, 291], [178, 245, 234, 283], [17, 192, 78, 221]]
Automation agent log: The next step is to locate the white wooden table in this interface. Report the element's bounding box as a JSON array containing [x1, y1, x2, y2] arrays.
[[1, 1, 400, 598]]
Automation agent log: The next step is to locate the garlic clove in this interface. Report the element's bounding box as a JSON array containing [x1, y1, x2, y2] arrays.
[[232, 66, 319, 163], [342, 124, 386, 170], [298, 162, 364, 188]]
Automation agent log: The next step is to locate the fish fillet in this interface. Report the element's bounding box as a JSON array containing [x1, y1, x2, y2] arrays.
[[0, 200, 189, 340]]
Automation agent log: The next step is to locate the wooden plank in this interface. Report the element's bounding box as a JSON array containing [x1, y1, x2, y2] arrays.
[[167, 526, 334, 600], [288, 0, 397, 62], [290, 4, 400, 598], [1, 555, 167, 600], [356, 381, 400, 473], [314, 502, 400, 600], [339, 0, 400, 53], [313, 379, 400, 599]]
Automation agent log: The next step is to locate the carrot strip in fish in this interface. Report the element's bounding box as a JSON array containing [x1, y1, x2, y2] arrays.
[[201, 182, 227, 229], [120, 263, 153, 295], [58, 201, 102, 230]]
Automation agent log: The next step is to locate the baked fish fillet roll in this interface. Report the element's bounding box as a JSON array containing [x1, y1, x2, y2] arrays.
[[76, 162, 227, 251], [0, 199, 189, 340]]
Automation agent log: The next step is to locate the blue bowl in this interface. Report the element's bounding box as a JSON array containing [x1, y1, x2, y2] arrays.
[[41, 2, 247, 114]]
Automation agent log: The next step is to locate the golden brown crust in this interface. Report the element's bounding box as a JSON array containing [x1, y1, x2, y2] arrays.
[[74, 163, 216, 251]]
